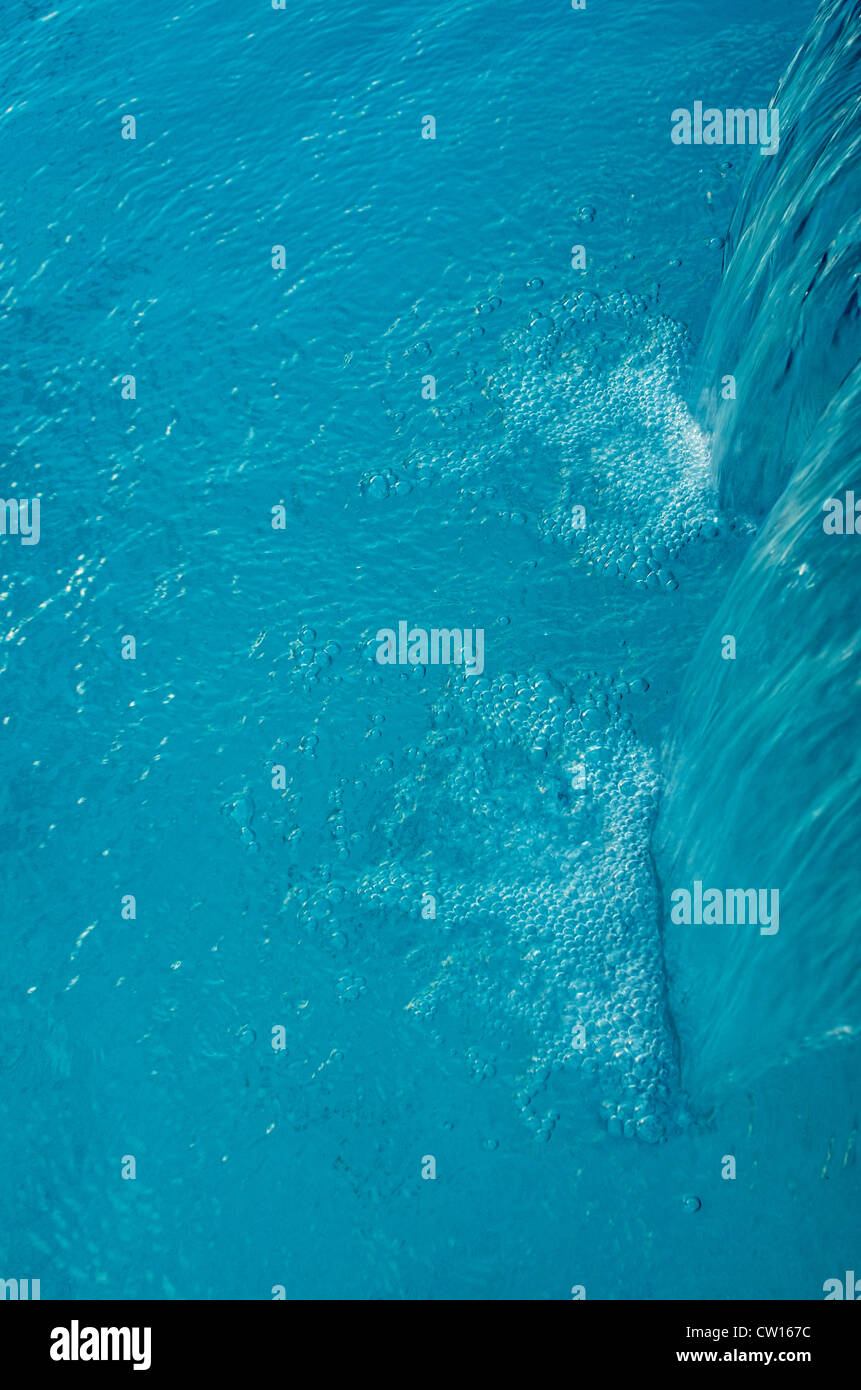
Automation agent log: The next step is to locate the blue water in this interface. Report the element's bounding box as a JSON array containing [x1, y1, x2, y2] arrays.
[[1, 0, 858, 1300]]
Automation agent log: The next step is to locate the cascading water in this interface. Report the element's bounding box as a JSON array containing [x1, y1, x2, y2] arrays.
[[656, 0, 861, 1099]]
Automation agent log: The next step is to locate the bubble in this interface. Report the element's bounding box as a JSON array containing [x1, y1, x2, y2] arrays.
[[355, 660, 677, 1138], [336, 974, 366, 1003], [637, 1115, 662, 1143]]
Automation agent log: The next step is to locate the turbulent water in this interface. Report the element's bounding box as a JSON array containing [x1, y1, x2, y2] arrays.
[[657, 0, 861, 1097], [0, 0, 857, 1300]]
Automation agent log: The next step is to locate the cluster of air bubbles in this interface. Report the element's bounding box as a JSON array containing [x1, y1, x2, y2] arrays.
[[336, 973, 367, 1003], [284, 869, 350, 948], [461, 1047, 496, 1083], [327, 780, 351, 859], [400, 438, 511, 493], [393, 288, 751, 585], [486, 289, 743, 586], [358, 466, 413, 500], [356, 666, 680, 1141], [288, 627, 341, 682]]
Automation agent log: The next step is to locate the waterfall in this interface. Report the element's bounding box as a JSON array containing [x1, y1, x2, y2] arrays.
[[656, 0, 861, 1097]]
